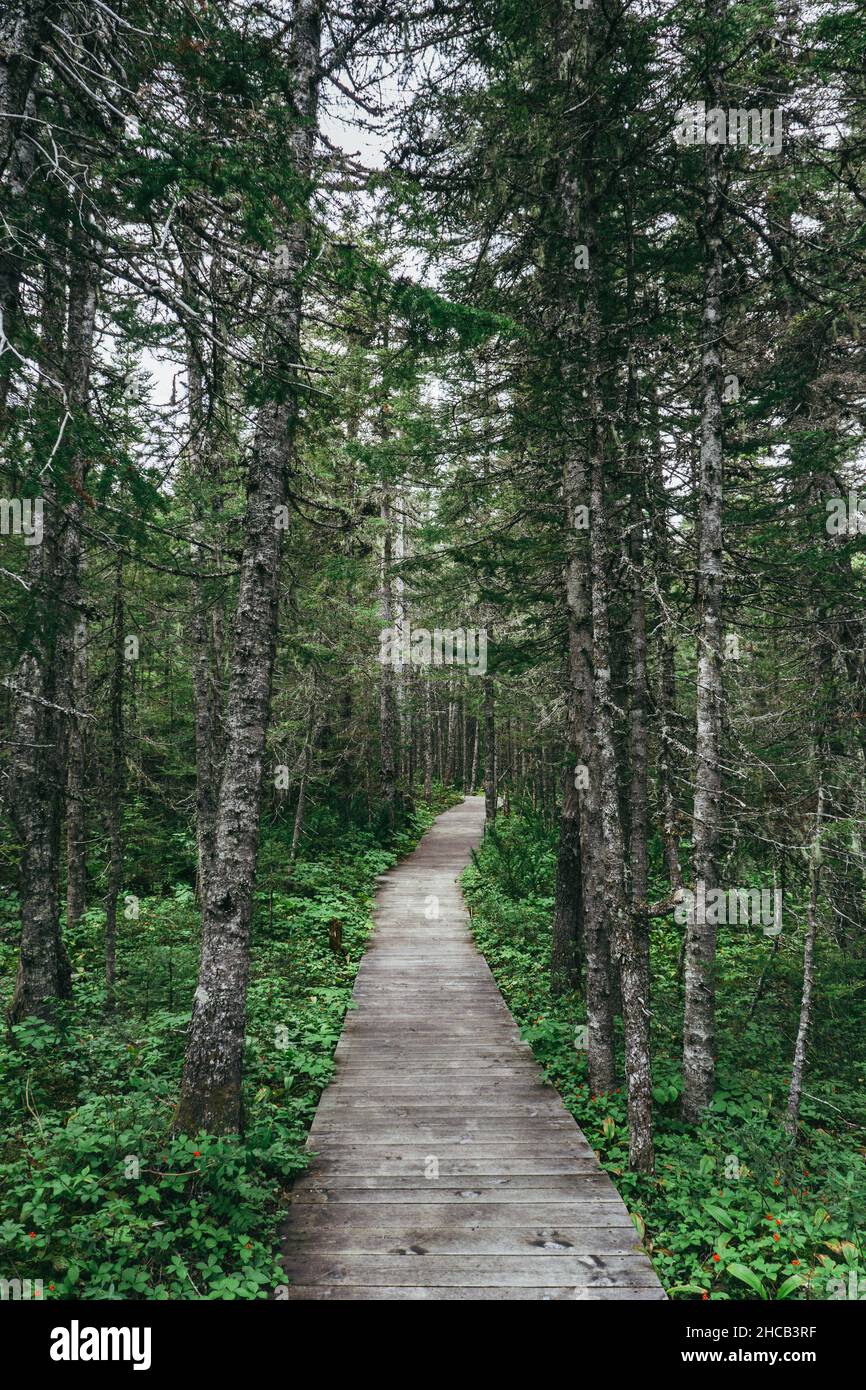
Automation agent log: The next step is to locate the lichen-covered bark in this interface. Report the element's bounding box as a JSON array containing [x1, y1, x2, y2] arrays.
[[787, 697, 827, 1136], [549, 4, 653, 1165], [183, 246, 226, 905], [10, 239, 95, 1022], [62, 243, 97, 935], [554, 7, 616, 1097], [682, 0, 728, 1124], [0, 0, 55, 171], [624, 194, 653, 1071], [176, 0, 322, 1136], [551, 766, 582, 995], [104, 552, 125, 1008], [483, 675, 496, 823], [585, 229, 654, 1173], [65, 602, 88, 934], [379, 486, 398, 829], [469, 715, 479, 793], [444, 687, 457, 786], [8, 650, 70, 1020], [648, 385, 683, 896], [423, 679, 434, 802], [0, 1, 53, 424], [785, 810, 821, 1138]]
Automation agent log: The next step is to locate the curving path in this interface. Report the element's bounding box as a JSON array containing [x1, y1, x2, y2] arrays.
[[280, 795, 666, 1300]]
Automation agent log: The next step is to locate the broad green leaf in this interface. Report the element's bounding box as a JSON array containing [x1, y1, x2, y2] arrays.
[[727, 1263, 767, 1297]]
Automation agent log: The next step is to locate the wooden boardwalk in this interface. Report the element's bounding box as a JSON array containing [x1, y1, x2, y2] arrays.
[[280, 795, 665, 1300]]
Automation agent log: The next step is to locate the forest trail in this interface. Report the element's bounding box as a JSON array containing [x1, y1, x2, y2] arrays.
[[280, 796, 665, 1301]]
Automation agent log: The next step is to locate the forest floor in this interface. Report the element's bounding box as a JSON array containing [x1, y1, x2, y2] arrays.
[[0, 793, 458, 1299], [1, 793, 863, 1301], [463, 813, 866, 1301]]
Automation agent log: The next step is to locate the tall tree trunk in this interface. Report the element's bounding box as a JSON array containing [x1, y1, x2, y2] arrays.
[[470, 715, 479, 792], [394, 487, 411, 789], [185, 247, 225, 906], [65, 599, 88, 933], [785, 792, 822, 1139], [444, 686, 457, 786], [190, 576, 224, 902], [682, 0, 728, 1123], [0, 0, 54, 171], [436, 699, 445, 781], [176, 1, 321, 1135], [423, 678, 433, 803], [786, 648, 827, 1136], [9, 235, 95, 1021], [561, 431, 615, 1091], [585, 204, 653, 1171], [379, 486, 398, 830], [551, 766, 582, 994], [555, 45, 616, 1092], [624, 188, 653, 1075], [104, 551, 125, 1009], [7, 644, 70, 1021], [483, 675, 496, 823], [624, 188, 648, 923], [0, 1, 50, 426], [650, 392, 683, 895]]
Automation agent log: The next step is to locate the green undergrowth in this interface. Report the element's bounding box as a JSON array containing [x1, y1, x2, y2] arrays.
[[462, 811, 866, 1302], [0, 787, 460, 1300]]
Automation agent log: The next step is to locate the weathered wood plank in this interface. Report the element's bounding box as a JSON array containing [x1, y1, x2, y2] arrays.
[[282, 1228, 643, 1256], [282, 1285, 666, 1301], [280, 1254, 661, 1287], [308, 1123, 583, 1141], [290, 1175, 622, 1197], [303, 1161, 604, 1177], [285, 1204, 635, 1227], [315, 1103, 567, 1118]]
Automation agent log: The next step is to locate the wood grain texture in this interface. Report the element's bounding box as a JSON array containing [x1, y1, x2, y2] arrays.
[[279, 796, 665, 1301]]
